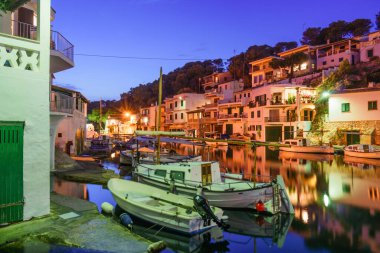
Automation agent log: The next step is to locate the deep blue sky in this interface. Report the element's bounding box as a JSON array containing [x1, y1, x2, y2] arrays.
[[51, 0, 378, 101]]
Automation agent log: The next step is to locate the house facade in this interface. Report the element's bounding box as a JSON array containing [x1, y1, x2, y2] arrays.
[[327, 87, 380, 145], [140, 104, 165, 131], [52, 85, 88, 155], [0, 0, 51, 223]]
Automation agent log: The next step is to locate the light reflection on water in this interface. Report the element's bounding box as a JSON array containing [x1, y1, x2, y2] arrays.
[[54, 145, 380, 253]]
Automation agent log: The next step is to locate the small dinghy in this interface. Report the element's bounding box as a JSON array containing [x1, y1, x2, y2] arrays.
[[108, 179, 227, 235]]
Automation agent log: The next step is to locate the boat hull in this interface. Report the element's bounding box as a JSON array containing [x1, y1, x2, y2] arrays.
[[138, 175, 280, 214], [344, 150, 380, 159], [279, 146, 334, 154], [108, 179, 221, 235]]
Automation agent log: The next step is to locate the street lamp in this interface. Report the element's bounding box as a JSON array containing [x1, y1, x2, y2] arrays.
[[322, 91, 330, 98], [124, 112, 130, 117]]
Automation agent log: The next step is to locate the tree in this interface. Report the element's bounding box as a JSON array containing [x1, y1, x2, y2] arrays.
[[376, 11, 380, 30], [274, 41, 298, 53], [347, 19, 372, 37], [269, 52, 309, 82], [301, 27, 322, 45], [326, 20, 350, 42], [0, 0, 30, 13]]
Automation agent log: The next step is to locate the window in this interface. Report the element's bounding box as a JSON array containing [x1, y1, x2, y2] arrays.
[[331, 59, 334, 62], [339, 57, 343, 62], [181, 100, 184, 107], [175, 114, 178, 119], [342, 184, 351, 193], [169, 115, 172, 120], [323, 61, 327, 65], [58, 133, 62, 138], [254, 76, 258, 84], [256, 125, 262, 131], [225, 85, 227, 90], [175, 101, 178, 107], [368, 101, 377, 110], [170, 103, 173, 109], [170, 171, 185, 181], [181, 113, 183, 119], [257, 110, 261, 118], [227, 108, 232, 114], [367, 49, 374, 58], [341, 103, 350, 112], [248, 93, 250, 97], [251, 111, 254, 118], [154, 170, 167, 178]]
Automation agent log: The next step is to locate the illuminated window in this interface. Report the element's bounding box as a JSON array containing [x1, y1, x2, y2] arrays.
[[300, 63, 308, 70]]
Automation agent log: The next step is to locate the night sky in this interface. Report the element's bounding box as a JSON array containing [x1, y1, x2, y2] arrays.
[[51, 0, 379, 101]]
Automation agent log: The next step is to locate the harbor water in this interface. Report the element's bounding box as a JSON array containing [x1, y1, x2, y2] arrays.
[[54, 145, 380, 253]]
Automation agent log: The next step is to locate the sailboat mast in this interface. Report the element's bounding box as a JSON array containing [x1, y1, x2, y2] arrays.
[[156, 67, 163, 164], [99, 97, 102, 131]]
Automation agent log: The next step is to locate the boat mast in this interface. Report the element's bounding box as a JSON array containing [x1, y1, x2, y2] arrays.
[[156, 67, 163, 164], [99, 97, 102, 132]]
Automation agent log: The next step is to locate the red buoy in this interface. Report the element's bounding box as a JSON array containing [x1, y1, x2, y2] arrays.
[[256, 200, 265, 212]]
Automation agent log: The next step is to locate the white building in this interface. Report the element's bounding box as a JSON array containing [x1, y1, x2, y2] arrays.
[[328, 87, 380, 145], [359, 31, 380, 63], [242, 84, 316, 141], [0, 0, 51, 223], [140, 104, 165, 131], [52, 85, 88, 155], [164, 93, 209, 134]]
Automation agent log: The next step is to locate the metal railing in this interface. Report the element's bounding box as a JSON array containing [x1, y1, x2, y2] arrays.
[[264, 116, 296, 123], [218, 113, 248, 119], [51, 30, 74, 62], [11, 20, 37, 40], [50, 93, 74, 114]]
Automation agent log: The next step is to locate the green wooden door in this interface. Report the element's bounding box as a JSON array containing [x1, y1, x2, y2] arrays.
[[0, 122, 24, 224], [226, 124, 233, 135], [265, 126, 282, 142]]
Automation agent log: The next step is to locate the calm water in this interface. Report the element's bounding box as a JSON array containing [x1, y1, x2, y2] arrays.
[[54, 146, 380, 253]]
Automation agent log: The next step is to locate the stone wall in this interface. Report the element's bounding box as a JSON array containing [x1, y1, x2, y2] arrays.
[[308, 120, 380, 145]]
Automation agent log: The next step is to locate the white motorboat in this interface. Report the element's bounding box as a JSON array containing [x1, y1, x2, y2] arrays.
[[134, 161, 294, 215], [279, 138, 334, 154], [344, 144, 380, 159], [108, 179, 226, 235]]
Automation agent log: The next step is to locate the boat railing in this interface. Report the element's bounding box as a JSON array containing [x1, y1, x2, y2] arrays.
[[139, 165, 273, 191]]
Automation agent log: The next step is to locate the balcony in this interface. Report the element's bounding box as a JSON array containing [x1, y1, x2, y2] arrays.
[[10, 20, 37, 40], [50, 30, 74, 73], [218, 113, 248, 120], [50, 93, 74, 115], [264, 116, 296, 123]]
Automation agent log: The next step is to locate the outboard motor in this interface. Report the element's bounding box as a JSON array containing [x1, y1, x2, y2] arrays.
[[193, 195, 229, 230]]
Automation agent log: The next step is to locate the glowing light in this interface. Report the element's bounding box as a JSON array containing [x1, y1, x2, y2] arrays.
[[300, 62, 308, 70], [124, 112, 130, 117], [301, 209, 309, 224], [322, 91, 330, 98], [111, 153, 115, 158], [323, 194, 330, 207], [143, 117, 148, 124]]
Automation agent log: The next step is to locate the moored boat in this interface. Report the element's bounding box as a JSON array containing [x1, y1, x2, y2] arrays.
[[344, 144, 380, 159], [134, 161, 294, 214], [108, 179, 225, 235], [279, 138, 334, 154]]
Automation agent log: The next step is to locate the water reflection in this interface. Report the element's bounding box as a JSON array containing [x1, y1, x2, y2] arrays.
[[54, 144, 380, 252]]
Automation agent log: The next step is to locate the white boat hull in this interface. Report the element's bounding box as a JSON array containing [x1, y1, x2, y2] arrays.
[[344, 150, 380, 159], [279, 145, 334, 154], [108, 179, 222, 235]]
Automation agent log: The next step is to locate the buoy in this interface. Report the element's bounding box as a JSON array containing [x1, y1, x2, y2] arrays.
[[101, 202, 114, 215], [120, 213, 133, 230], [147, 241, 166, 253], [256, 200, 265, 212]]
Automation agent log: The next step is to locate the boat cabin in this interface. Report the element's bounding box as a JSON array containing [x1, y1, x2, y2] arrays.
[[139, 162, 222, 186], [345, 144, 376, 153], [283, 138, 310, 146]]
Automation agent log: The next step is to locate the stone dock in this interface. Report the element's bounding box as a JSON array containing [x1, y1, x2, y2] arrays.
[[0, 193, 151, 253]]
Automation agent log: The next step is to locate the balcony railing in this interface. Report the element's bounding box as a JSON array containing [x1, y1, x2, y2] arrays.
[[264, 116, 296, 123], [10, 20, 37, 40], [51, 30, 74, 62], [50, 94, 74, 114], [218, 113, 248, 119]]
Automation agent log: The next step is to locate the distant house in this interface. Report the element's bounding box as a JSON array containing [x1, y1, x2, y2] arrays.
[[328, 87, 380, 145], [52, 85, 88, 155]]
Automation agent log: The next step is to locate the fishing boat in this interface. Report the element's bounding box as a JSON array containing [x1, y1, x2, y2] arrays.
[[344, 144, 380, 159], [89, 138, 112, 154], [134, 161, 294, 214], [279, 138, 334, 154], [204, 133, 228, 147], [108, 179, 225, 235]]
